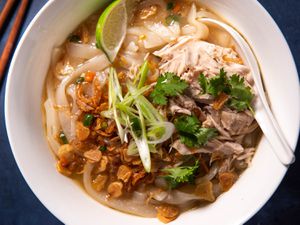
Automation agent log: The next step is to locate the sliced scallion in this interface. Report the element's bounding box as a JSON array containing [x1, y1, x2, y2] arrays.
[[99, 146, 107, 152], [83, 114, 94, 127], [59, 131, 68, 144], [76, 77, 85, 84], [167, 2, 174, 10], [165, 14, 180, 26]]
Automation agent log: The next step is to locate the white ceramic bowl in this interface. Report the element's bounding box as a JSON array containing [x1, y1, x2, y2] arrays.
[[5, 0, 300, 224]]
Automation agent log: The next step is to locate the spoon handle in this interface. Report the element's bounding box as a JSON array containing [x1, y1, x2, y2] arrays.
[[200, 18, 295, 165], [254, 98, 295, 165]]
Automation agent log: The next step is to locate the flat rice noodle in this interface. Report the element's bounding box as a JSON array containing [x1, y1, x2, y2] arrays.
[[119, 50, 145, 68], [187, 4, 209, 40], [196, 11, 219, 20], [207, 27, 232, 48], [55, 54, 110, 140], [151, 189, 200, 205], [66, 84, 79, 114], [126, 41, 139, 52], [44, 71, 60, 155], [44, 99, 60, 155], [127, 26, 165, 49], [83, 163, 157, 217], [51, 47, 64, 70], [96, 70, 108, 87], [181, 24, 197, 36], [144, 22, 180, 42], [66, 42, 102, 60], [67, 84, 81, 140]]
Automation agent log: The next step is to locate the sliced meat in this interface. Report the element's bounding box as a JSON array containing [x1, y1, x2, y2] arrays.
[[172, 139, 244, 156], [169, 99, 192, 115], [171, 140, 212, 155], [236, 147, 256, 161], [217, 142, 244, 155], [168, 95, 206, 121], [169, 95, 197, 115], [218, 158, 234, 174], [220, 109, 255, 136], [207, 139, 244, 155], [204, 107, 231, 138]]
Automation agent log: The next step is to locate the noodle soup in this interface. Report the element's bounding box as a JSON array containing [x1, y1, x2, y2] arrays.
[[43, 0, 261, 222]]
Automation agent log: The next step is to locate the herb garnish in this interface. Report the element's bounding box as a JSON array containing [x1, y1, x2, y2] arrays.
[[228, 74, 254, 112], [150, 72, 188, 105], [174, 115, 218, 148], [59, 131, 68, 144], [162, 161, 200, 188], [199, 69, 254, 111]]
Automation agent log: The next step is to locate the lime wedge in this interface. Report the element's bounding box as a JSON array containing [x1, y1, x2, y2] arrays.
[[96, 0, 128, 62]]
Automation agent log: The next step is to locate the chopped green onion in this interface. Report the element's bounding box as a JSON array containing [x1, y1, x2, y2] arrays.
[[121, 84, 152, 106], [100, 109, 114, 119], [109, 68, 125, 142], [68, 34, 81, 43], [165, 14, 180, 26], [137, 61, 149, 89], [83, 114, 94, 127], [127, 140, 139, 156], [76, 77, 85, 84], [116, 103, 139, 118], [167, 2, 174, 10], [134, 104, 151, 172], [106, 64, 175, 173], [99, 146, 107, 152], [59, 131, 68, 144], [130, 117, 142, 137], [101, 121, 108, 129]]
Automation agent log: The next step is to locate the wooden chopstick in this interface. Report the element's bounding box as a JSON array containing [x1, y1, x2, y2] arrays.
[[0, 0, 16, 32], [0, 0, 29, 82]]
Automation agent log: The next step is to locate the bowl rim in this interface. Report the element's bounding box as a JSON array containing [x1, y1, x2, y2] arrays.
[[4, 0, 299, 224]]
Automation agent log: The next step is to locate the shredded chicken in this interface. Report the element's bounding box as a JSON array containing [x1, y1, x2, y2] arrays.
[[153, 36, 252, 98]]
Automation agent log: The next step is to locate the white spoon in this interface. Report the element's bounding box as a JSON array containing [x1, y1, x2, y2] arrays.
[[200, 18, 295, 166]]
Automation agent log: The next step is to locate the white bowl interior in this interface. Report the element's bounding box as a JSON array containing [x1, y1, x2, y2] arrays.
[[5, 0, 299, 225]]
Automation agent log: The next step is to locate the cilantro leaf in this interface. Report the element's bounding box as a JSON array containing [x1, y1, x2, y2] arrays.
[[195, 128, 219, 146], [198, 69, 254, 112], [174, 115, 218, 148], [228, 74, 254, 111], [198, 73, 208, 93], [174, 115, 200, 133], [207, 68, 230, 96], [150, 72, 188, 105], [199, 69, 230, 97], [162, 161, 199, 188]]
